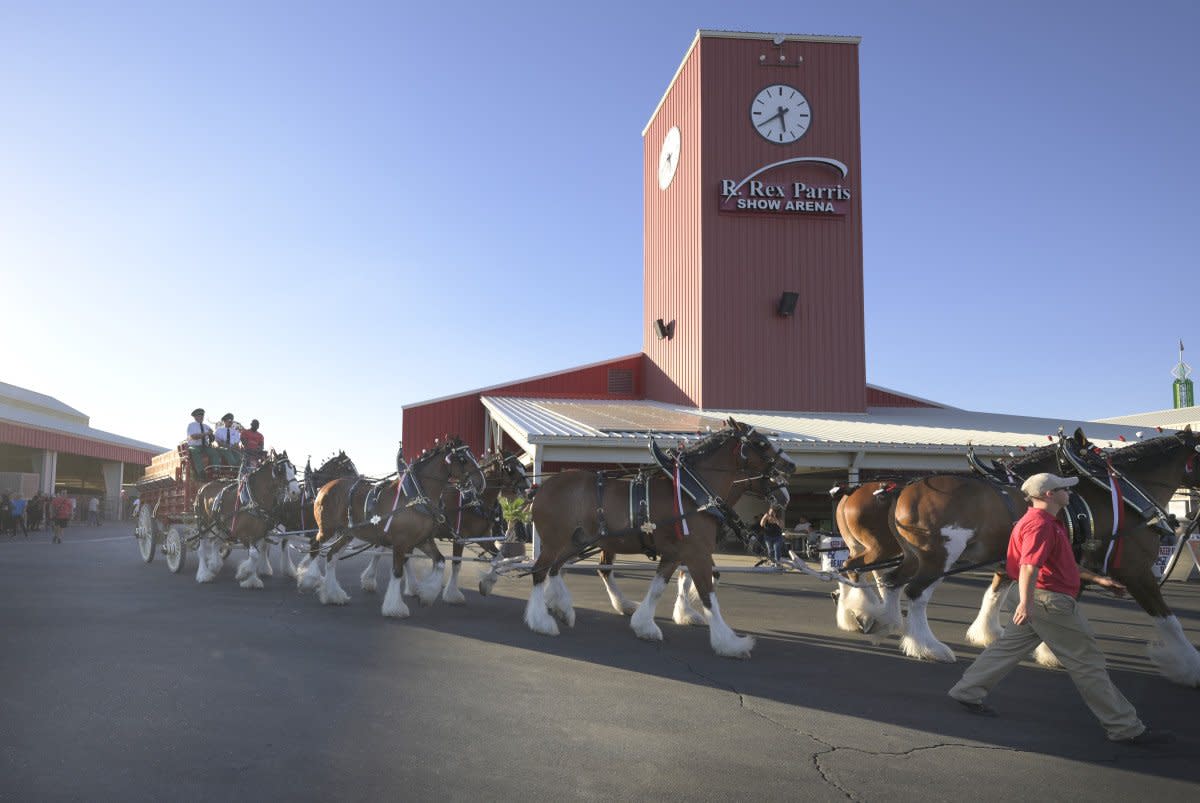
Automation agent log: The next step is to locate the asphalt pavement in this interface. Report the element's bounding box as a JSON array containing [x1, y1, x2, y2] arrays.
[[2, 521, 1198, 802]]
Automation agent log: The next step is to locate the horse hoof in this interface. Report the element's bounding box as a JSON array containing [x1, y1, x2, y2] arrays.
[[857, 616, 876, 635]]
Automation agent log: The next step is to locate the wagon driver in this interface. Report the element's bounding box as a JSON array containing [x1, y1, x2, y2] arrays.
[[214, 413, 242, 465], [186, 408, 230, 478], [240, 419, 265, 464]]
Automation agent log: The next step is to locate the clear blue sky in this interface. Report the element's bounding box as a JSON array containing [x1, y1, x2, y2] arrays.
[[3, 1, 1197, 475]]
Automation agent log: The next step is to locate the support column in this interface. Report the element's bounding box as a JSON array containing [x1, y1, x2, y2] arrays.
[[483, 409, 493, 453], [34, 451, 58, 495], [848, 450, 865, 486], [530, 443, 543, 559], [101, 461, 124, 522]]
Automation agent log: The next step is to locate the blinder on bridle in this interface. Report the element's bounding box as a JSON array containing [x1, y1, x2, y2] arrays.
[[737, 426, 795, 497], [443, 441, 486, 501]]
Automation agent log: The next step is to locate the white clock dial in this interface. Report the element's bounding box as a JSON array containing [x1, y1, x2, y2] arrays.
[[657, 125, 681, 190], [750, 84, 811, 144]]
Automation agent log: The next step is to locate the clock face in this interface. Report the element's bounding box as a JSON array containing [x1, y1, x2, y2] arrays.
[[750, 84, 811, 144], [657, 126, 681, 190]]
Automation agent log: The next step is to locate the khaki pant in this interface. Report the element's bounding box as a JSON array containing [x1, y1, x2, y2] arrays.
[[949, 585, 1144, 741]]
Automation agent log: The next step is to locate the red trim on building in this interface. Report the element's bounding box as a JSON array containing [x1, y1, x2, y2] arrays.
[[0, 421, 157, 464]]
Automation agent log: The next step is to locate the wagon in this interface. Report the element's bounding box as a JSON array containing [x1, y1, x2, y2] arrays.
[[133, 445, 240, 573]]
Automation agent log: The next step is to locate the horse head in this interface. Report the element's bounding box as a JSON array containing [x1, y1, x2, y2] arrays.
[[726, 417, 794, 507], [481, 449, 530, 498], [422, 436, 484, 501], [269, 450, 301, 503]]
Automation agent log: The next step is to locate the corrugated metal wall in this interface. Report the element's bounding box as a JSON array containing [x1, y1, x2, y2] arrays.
[[402, 355, 644, 456], [646, 34, 866, 413], [644, 38, 704, 406]]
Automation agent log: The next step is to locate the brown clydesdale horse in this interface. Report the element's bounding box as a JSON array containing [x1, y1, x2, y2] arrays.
[[193, 450, 301, 587], [274, 451, 360, 579], [833, 442, 1062, 657], [524, 418, 794, 658], [413, 450, 529, 604], [299, 437, 483, 618], [838, 428, 1200, 686]]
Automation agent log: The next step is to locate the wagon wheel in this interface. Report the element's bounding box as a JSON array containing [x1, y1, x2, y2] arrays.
[[135, 505, 157, 563], [165, 525, 188, 574]]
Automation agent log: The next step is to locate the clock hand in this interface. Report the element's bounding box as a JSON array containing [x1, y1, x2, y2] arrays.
[[756, 109, 784, 129]]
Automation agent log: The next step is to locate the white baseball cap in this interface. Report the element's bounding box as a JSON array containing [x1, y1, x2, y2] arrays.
[[1020, 472, 1079, 497]]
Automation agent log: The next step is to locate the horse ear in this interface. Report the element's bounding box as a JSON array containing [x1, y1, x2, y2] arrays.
[[1072, 428, 1087, 447]]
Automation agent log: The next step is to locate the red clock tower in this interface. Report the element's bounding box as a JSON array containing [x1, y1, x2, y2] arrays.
[[643, 31, 866, 412]]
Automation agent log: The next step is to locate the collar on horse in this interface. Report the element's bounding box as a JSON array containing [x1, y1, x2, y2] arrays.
[[649, 439, 727, 534], [1058, 437, 1177, 541]]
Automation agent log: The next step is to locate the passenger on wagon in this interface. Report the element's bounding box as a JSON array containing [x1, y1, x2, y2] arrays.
[[214, 413, 242, 461], [240, 419, 265, 464], [186, 408, 232, 479]]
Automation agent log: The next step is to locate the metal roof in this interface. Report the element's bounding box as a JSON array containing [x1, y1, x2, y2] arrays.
[[1, 383, 165, 454], [481, 396, 1159, 472], [1094, 406, 1200, 430]]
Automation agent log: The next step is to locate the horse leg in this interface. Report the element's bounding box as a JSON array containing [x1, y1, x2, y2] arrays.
[[630, 561, 678, 641], [524, 543, 564, 637], [282, 531, 300, 579], [402, 554, 421, 597], [259, 539, 274, 577], [442, 540, 467, 605], [685, 553, 755, 659], [671, 568, 706, 627], [1118, 565, 1200, 686], [236, 542, 256, 582], [297, 533, 326, 592], [543, 562, 576, 628], [413, 539, 447, 607], [238, 541, 266, 589], [195, 535, 218, 584], [597, 548, 637, 615], [359, 552, 381, 592], [317, 534, 353, 605], [966, 572, 1011, 646], [382, 541, 412, 619], [898, 527, 972, 663]]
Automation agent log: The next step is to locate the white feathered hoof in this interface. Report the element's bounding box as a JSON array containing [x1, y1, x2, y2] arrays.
[[317, 563, 350, 606], [416, 562, 444, 606], [381, 575, 410, 618], [631, 608, 664, 642], [711, 631, 755, 659], [524, 584, 560, 636], [442, 583, 466, 605], [672, 595, 706, 627], [236, 557, 254, 582], [966, 618, 1000, 647], [360, 562, 378, 593], [478, 572, 498, 596], [239, 573, 264, 590], [297, 558, 323, 593], [900, 635, 957, 663], [1147, 616, 1200, 686], [1033, 642, 1062, 668], [706, 596, 754, 659]]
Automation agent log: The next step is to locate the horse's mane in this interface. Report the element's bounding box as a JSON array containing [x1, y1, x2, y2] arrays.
[[679, 426, 737, 460], [316, 451, 357, 476], [1005, 442, 1059, 471], [1109, 431, 1190, 466]]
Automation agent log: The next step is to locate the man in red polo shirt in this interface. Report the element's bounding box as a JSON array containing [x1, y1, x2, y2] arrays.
[[948, 472, 1173, 746]]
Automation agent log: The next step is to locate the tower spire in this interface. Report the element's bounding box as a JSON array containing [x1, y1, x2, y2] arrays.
[[1172, 339, 1193, 409]]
